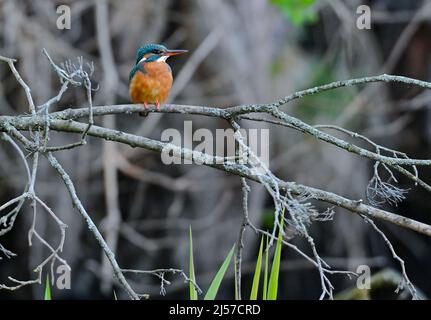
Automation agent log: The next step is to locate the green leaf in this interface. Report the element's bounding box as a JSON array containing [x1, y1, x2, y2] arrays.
[[250, 236, 264, 300], [189, 227, 198, 300], [263, 235, 269, 300], [234, 255, 239, 300], [267, 218, 284, 300], [204, 245, 235, 300], [271, 0, 318, 26], [44, 275, 52, 300]]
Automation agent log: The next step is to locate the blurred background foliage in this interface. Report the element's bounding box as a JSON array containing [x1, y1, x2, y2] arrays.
[[1, 0, 431, 299], [271, 0, 318, 26]]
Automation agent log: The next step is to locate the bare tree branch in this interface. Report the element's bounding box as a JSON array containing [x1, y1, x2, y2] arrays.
[[44, 152, 139, 300], [2, 49, 431, 299]]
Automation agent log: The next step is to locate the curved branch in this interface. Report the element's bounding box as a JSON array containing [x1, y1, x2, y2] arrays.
[[2, 117, 429, 237], [45, 152, 139, 300]]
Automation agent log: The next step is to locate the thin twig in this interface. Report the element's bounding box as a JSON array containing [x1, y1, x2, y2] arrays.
[[121, 268, 202, 297], [361, 215, 420, 299], [44, 152, 139, 300], [235, 178, 250, 300]]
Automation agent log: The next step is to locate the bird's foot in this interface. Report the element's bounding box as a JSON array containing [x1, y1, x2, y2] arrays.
[[139, 102, 150, 117]]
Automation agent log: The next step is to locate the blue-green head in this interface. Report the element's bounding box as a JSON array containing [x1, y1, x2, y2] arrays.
[[135, 43, 187, 65]]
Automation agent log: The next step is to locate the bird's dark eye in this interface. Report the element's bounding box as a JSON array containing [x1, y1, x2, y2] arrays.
[[153, 49, 163, 54]]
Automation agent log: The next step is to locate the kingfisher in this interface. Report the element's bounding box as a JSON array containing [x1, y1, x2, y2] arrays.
[[129, 44, 187, 111]]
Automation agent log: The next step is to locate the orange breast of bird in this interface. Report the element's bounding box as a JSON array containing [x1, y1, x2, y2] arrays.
[[129, 61, 173, 104]]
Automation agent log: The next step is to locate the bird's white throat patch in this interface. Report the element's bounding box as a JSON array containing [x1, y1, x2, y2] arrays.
[[156, 55, 169, 62], [138, 55, 169, 64]]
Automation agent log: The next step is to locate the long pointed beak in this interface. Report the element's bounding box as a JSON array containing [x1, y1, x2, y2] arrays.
[[163, 49, 188, 56]]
